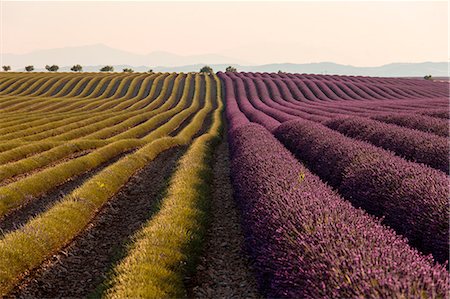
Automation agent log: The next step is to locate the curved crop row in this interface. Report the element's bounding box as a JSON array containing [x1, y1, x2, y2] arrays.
[[227, 122, 448, 298], [274, 119, 449, 263], [0, 73, 121, 112], [325, 116, 449, 173], [0, 74, 197, 217], [105, 78, 223, 298], [0, 74, 189, 181], [418, 108, 449, 119], [371, 113, 449, 137], [0, 73, 110, 110], [48, 73, 164, 114], [0, 74, 179, 163], [0, 140, 107, 183], [0, 74, 219, 296], [0, 77, 197, 217], [217, 72, 280, 131], [0, 113, 117, 142]]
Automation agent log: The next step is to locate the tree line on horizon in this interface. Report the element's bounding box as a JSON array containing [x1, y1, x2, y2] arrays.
[[1, 65, 239, 73]]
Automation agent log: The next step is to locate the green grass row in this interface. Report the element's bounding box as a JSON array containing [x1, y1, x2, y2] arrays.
[[6, 72, 161, 115], [0, 74, 205, 218], [0, 73, 86, 102], [0, 140, 107, 183], [0, 74, 190, 171], [0, 73, 169, 124], [0, 75, 163, 139], [0, 75, 195, 182], [0, 74, 183, 157], [2, 73, 129, 112], [38, 73, 162, 113], [0, 73, 111, 115], [0, 74, 220, 296], [106, 74, 223, 298], [0, 113, 118, 142], [0, 73, 121, 111]]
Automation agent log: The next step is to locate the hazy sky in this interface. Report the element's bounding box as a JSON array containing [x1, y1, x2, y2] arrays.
[[1, 1, 448, 66]]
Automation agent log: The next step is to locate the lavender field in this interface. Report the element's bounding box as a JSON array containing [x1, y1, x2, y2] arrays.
[[220, 71, 449, 297], [0, 71, 448, 298]]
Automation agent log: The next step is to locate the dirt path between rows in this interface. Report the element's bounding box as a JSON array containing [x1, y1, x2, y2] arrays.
[[186, 136, 261, 298], [7, 147, 185, 299], [0, 149, 134, 235]]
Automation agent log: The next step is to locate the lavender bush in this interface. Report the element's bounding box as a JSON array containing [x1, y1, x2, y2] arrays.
[[418, 108, 449, 119], [274, 119, 449, 263], [325, 116, 449, 173], [229, 123, 448, 298], [218, 72, 280, 131], [372, 113, 449, 137]]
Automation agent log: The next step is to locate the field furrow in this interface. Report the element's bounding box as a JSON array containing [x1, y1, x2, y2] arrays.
[[0, 70, 448, 298]]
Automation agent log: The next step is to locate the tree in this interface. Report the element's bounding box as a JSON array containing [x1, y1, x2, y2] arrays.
[[424, 75, 433, 80], [123, 68, 134, 73], [199, 65, 213, 74], [2, 66, 11, 72], [278, 70, 284, 74], [148, 69, 154, 73], [71, 64, 83, 72], [25, 65, 34, 72], [45, 65, 59, 72], [225, 66, 237, 72], [100, 65, 114, 72]]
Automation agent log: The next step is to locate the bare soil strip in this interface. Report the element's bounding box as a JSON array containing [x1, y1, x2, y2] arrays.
[[0, 149, 137, 235], [6, 147, 185, 299], [106, 79, 123, 98], [58, 78, 83, 97], [0, 149, 93, 188], [194, 77, 218, 139], [186, 136, 261, 299], [129, 77, 146, 99], [72, 79, 91, 97]]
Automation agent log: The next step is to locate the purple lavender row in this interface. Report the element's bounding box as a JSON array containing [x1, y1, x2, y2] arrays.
[[252, 77, 342, 120], [418, 108, 450, 119], [371, 113, 449, 137], [271, 72, 446, 99], [225, 73, 449, 133], [246, 72, 449, 97], [291, 75, 410, 100], [245, 76, 334, 121], [271, 78, 354, 118], [261, 78, 331, 121], [245, 73, 445, 118], [325, 116, 449, 173], [317, 103, 443, 118], [228, 122, 448, 298], [247, 73, 446, 112], [308, 97, 449, 120], [228, 74, 297, 123], [236, 74, 369, 120], [221, 73, 250, 131], [321, 98, 448, 111], [225, 73, 331, 125], [218, 72, 280, 131], [223, 73, 449, 140], [314, 98, 448, 112], [289, 73, 449, 98], [248, 77, 446, 127], [278, 74, 436, 98], [274, 119, 449, 263]]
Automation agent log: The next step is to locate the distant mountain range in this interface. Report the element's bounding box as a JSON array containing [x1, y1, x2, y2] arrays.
[[152, 62, 449, 77], [2, 44, 448, 77], [2, 44, 250, 69]]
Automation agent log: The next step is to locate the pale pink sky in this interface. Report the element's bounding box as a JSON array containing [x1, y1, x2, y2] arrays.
[[1, 1, 448, 66]]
